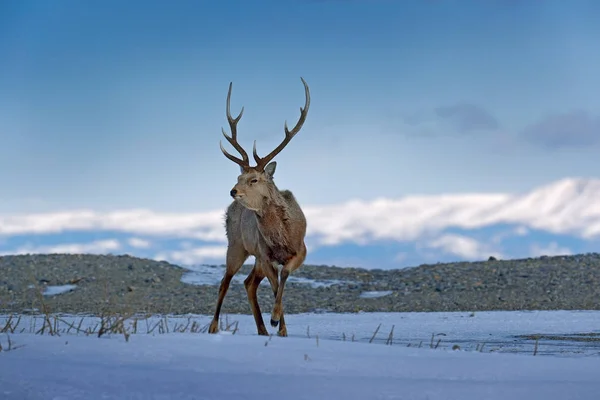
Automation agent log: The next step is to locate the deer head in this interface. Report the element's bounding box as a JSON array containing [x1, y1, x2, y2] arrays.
[[219, 78, 310, 211]]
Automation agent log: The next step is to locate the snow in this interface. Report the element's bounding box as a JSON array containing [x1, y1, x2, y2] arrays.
[[1, 310, 599, 399], [2, 310, 599, 355], [42, 284, 77, 296], [359, 290, 393, 298], [181, 264, 350, 288]]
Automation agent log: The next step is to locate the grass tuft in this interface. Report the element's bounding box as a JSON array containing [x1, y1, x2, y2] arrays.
[[385, 325, 395, 346], [369, 323, 381, 343], [0, 333, 25, 352], [430, 333, 446, 349]]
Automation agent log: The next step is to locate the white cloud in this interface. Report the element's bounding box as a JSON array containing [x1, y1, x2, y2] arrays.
[[155, 246, 228, 266], [127, 237, 151, 249], [0, 209, 226, 242], [530, 242, 572, 257], [423, 234, 503, 260], [2, 239, 121, 256], [0, 178, 599, 257]]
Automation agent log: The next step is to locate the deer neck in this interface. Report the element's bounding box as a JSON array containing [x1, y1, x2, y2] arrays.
[[255, 186, 291, 248]]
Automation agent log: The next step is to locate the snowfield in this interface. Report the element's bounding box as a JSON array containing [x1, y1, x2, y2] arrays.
[[1, 311, 599, 400]]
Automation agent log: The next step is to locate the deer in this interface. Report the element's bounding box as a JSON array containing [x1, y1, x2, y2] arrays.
[[208, 77, 311, 337]]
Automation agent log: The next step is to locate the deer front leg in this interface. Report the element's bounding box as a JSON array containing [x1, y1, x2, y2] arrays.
[[263, 262, 287, 337], [271, 243, 306, 331], [244, 266, 269, 336], [209, 245, 247, 334]]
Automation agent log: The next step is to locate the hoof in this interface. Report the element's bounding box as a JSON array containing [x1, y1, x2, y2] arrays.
[[270, 319, 279, 327]]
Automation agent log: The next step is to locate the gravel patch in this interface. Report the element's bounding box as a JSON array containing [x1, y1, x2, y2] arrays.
[[0, 253, 599, 316]]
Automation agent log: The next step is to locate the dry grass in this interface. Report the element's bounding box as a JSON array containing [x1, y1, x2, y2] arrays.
[[302, 322, 501, 353], [0, 286, 577, 357], [0, 311, 239, 339], [0, 333, 25, 352], [0, 286, 239, 341], [2, 308, 562, 356], [2, 311, 501, 355]]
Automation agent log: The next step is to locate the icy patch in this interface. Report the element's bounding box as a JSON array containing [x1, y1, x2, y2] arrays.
[[359, 290, 393, 298], [180, 265, 227, 286], [181, 264, 349, 288], [285, 276, 348, 288], [43, 285, 77, 296]]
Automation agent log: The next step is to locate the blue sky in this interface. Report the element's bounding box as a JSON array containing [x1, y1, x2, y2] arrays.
[[1, 1, 600, 268], [1, 0, 599, 213]]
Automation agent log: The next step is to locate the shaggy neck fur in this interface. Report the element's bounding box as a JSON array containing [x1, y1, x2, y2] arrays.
[[255, 183, 295, 264]]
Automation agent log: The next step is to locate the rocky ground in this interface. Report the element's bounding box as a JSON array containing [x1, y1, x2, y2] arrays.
[[0, 253, 598, 316]]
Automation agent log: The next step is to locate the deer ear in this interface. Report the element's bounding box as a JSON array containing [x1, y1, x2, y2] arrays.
[[264, 162, 277, 178]]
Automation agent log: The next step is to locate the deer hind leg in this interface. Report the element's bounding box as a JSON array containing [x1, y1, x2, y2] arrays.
[[263, 261, 287, 337], [244, 264, 269, 336], [271, 243, 306, 331], [208, 243, 248, 334]]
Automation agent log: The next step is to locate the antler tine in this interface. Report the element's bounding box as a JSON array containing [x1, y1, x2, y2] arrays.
[[253, 77, 311, 170], [220, 82, 250, 169]]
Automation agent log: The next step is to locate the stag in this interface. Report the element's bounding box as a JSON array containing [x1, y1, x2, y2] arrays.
[[208, 78, 310, 337]]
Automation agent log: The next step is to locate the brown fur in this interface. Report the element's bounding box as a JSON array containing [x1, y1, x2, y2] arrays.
[[209, 78, 310, 337]]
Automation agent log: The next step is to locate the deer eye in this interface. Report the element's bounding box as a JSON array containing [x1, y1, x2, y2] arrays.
[[250, 179, 258, 184]]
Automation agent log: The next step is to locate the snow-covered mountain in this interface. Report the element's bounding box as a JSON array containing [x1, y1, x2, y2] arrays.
[[1, 177, 599, 269]]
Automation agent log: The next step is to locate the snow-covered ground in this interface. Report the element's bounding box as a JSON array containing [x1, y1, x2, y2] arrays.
[[2, 310, 599, 355], [1, 310, 599, 399]]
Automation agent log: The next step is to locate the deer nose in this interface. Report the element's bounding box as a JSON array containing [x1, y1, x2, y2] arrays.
[[230, 189, 237, 197]]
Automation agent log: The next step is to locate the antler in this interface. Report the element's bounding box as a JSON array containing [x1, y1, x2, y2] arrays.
[[219, 82, 250, 170], [253, 77, 310, 171]]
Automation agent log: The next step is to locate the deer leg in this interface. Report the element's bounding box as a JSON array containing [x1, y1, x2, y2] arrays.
[[271, 243, 306, 330], [244, 265, 269, 336], [263, 262, 287, 337], [208, 244, 248, 334]]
